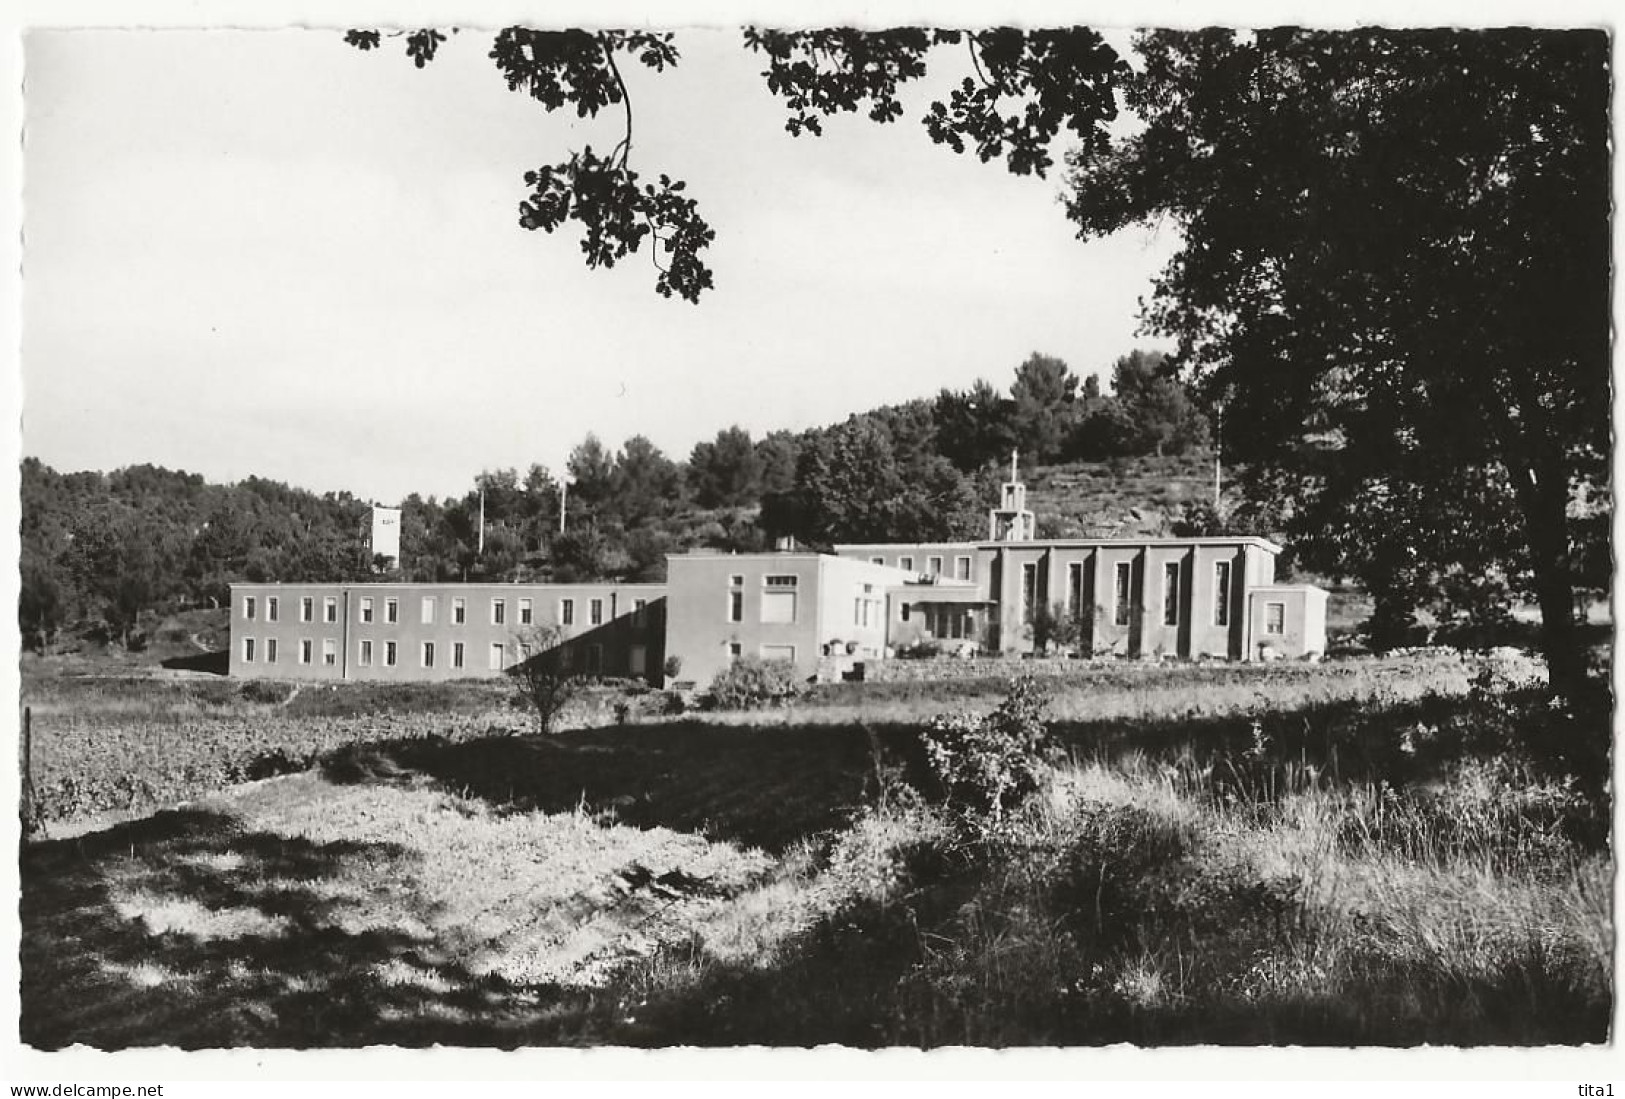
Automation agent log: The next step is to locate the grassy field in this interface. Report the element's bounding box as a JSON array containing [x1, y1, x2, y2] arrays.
[[19, 649, 1611, 1047]]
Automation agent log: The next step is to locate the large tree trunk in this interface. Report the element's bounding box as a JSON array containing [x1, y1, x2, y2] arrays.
[[1516, 466, 1587, 698]]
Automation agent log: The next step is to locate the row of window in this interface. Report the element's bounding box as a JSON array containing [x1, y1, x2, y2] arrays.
[[869, 554, 974, 580], [243, 593, 650, 629], [240, 636, 622, 672]]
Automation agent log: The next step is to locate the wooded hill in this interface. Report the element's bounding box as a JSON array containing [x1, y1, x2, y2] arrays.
[[20, 351, 1224, 652]]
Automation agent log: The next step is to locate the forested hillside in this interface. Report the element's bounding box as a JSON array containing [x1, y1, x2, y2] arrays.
[[19, 349, 1225, 653]]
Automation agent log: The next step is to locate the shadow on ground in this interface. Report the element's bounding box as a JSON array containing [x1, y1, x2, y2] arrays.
[[159, 649, 229, 675], [320, 720, 926, 855], [20, 808, 615, 1049]]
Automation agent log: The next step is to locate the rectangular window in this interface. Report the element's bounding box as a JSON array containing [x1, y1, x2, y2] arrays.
[[728, 591, 744, 622], [761, 644, 796, 663], [1214, 562, 1232, 627], [1163, 562, 1180, 627], [243, 637, 256, 662], [300, 638, 313, 665], [243, 596, 256, 621], [1067, 562, 1084, 620], [489, 643, 505, 670], [727, 641, 742, 661], [324, 597, 338, 624], [632, 598, 648, 627], [870, 556, 885, 566], [899, 556, 914, 572], [585, 644, 603, 674], [492, 599, 506, 626], [422, 641, 435, 668], [956, 556, 972, 580], [1266, 602, 1286, 635], [629, 645, 646, 676], [559, 598, 575, 626], [360, 597, 374, 624], [323, 638, 337, 666], [900, 603, 911, 622], [1022, 563, 1038, 624], [590, 598, 603, 626], [764, 574, 798, 587], [452, 642, 465, 669], [519, 598, 533, 625], [760, 590, 797, 624], [301, 597, 313, 623], [928, 556, 943, 576], [266, 638, 278, 663], [385, 598, 398, 624], [421, 596, 436, 625], [266, 596, 278, 622], [729, 574, 745, 587], [1113, 562, 1132, 627], [385, 640, 397, 667], [452, 597, 466, 625], [359, 639, 373, 667]]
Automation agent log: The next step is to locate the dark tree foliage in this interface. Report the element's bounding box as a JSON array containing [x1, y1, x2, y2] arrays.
[[1064, 28, 1609, 691], [743, 27, 1127, 176], [689, 425, 764, 508], [1009, 352, 1079, 463], [18, 459, 374, 650], [1108, 349, 1209, 458], [762, 414, 983, 547], [933, 379, 1016, 473]]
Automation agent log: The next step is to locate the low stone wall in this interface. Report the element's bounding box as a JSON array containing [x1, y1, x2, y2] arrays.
[[865, 656, 1152, 683]]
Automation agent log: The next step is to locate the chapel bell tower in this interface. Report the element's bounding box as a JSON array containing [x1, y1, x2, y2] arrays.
[[989, 449, 1036, 542]]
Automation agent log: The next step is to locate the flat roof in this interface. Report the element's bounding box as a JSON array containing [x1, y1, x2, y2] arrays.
[[889, 586, 994, 605], [836, 535, 1284, 554], [229, 581, 668, 590]]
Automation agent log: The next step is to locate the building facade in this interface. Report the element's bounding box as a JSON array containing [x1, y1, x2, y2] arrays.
[[228, 581, 666, 683], [662, 552, 918, 687], [229, 468, 1328, 686]]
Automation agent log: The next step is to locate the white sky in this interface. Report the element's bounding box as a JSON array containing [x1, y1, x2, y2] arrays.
[[21, 24, 1186, 504]]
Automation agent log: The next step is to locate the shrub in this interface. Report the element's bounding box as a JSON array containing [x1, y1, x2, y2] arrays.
[[705, 656, 802, 711], [238, 679, 295, 706], [921, 676, 1058, 831]]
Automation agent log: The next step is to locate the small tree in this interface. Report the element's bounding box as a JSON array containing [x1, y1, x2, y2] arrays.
[[509, 625, 581, 733], [1028, 601, 1088, 655]]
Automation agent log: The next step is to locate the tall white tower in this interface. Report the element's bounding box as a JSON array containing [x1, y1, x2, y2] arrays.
[[370, 505, 401, 568]]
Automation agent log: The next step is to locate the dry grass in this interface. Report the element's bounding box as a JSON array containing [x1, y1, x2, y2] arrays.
[[20, 651, 1610, 1048]]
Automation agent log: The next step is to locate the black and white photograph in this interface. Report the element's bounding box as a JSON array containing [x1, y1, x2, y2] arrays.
[[6, 0, 1616, 1083]]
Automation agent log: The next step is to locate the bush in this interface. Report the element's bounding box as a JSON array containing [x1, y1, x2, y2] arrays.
[[238, 679, 295, 705], [705, 656, 802, 710], [921, 676, 1058, 831]]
